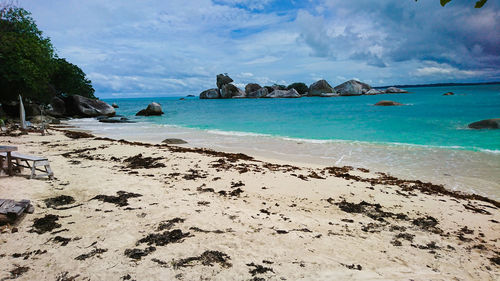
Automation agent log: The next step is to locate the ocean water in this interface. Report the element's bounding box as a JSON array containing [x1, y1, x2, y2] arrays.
[[70, 84, 500, 199]]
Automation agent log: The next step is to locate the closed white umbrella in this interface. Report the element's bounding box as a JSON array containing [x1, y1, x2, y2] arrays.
[[19, 95, 26, 129]]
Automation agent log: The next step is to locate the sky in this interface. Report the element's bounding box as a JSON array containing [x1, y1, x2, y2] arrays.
[[18, 0, 500, 98]]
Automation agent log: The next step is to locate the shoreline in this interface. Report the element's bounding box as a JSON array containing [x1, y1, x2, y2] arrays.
[[67, 118, 500, 201], [0, 127, 499, 280]]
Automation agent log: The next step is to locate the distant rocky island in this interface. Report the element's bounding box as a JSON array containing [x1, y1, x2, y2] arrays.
[[199, 74, 408, 99]]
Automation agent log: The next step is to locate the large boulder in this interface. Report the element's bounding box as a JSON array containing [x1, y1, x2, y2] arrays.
[[443, 92, 454, 96], [468, 118, 500, 129], [309, 80, 334, 96], [65, 95, 116, 117], [334, 80, 372, 96], [374, 100, 403, 106], [216, 74, 233, 89], [47, 96, 66, 117], [385, 87, 408, 93], [136, 102, 163, 116], [265, 88, 301, 98], [112, 102, 119, 108], [221, 84, 245, 99], [247, 88, 269, 98], [245, 83, 262, 94], [365, 89, 383, 95], [200, 88, 220, 99]]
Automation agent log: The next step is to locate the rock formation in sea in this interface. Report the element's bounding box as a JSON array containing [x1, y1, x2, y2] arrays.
[[198, 74, 409, 99], [334, 80, 372, 96], [374, 100, 403, 106], [385, 87, 408, 93], [308, 80, 334, 96], [247, 88, 268, 98], [365, 89, 383, 95], [216, 74, 233, 89], [468, 118, 500, 129], [264, 89, 301, 98], [136, 102, 164, 116], [245, 83, 262, 94], [200, 89, 220, 99], [443, 92, 454, 96], [221, 84, 245, 99]]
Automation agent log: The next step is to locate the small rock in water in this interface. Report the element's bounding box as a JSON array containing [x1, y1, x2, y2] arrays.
[[468, 118, 500, 129], [374, 100, 403, 106]]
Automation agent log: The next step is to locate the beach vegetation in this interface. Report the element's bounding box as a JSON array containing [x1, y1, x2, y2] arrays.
[[0, 4, 95, 103], [287, 82, 308, 95]]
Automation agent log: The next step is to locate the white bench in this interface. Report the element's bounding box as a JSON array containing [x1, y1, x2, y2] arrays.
[[0, 152, 54, 179]]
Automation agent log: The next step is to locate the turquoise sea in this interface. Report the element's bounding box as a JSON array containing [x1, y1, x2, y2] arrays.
[[70, 84, 500, 199]]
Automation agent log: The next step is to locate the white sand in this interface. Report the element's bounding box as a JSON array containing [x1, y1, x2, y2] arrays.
[[0, 128, 499, 280]]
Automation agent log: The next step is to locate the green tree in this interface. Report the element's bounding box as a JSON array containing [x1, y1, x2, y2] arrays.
[[51, 58, 95, 99], [0, 5, 54, 103], [286, 82, 308, 95], [0, 4, 95, 104]]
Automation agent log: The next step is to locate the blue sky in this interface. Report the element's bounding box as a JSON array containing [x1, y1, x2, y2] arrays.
[[20, 0, 500, 98]]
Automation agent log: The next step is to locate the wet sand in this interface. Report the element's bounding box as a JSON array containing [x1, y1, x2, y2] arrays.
[[0, 128, 499, 280]]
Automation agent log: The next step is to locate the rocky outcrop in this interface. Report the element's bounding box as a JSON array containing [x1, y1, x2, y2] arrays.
[[443, 92, 454, 96], [385, 87, 408, 93], [468, 118, 500, 129], [136, 102, 163, 116], [265, 89, 300, 98], [112, 102, 119, 108], [374, 100, 403, 106], [47, 96, 66, 117], [245, 83, 261, 94], [221, 84, 245, 99], [200, 88, 220, 99], [309, 80, 334, 96], [216, 74, 233, 89], [334, 80, 372, 96], [66, 95, 116, 117], [365, 89, 383, 95], [247, 88, 268, 98]]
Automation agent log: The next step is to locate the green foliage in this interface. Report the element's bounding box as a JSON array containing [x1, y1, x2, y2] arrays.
[[272, 84, 286, 90], [51, 58, 95, 99], [286, 82, 308, 95], [0, 5, 54, 103], [0, 5, 95, 103]]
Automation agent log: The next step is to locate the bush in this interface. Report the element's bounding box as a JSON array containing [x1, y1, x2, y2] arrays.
[[286, 82, 308, 95]]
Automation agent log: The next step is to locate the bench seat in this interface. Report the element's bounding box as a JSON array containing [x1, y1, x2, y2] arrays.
[[0, 152, 54, 179]]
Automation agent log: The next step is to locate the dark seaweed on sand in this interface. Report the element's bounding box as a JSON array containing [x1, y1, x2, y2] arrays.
[[31, 214, 61, 234], [136, 229, 190, 246], [44, 195, 75, 208], [173, 251, 232, 268], [91, 191, 142, 207]]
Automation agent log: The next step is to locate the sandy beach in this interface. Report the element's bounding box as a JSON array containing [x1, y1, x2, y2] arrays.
[[0, 127, 499, 280]]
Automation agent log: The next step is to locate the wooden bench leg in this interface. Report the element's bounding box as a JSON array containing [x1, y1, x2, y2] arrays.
[[45, 164, 54, 179], [7, 152, 13, 176]]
